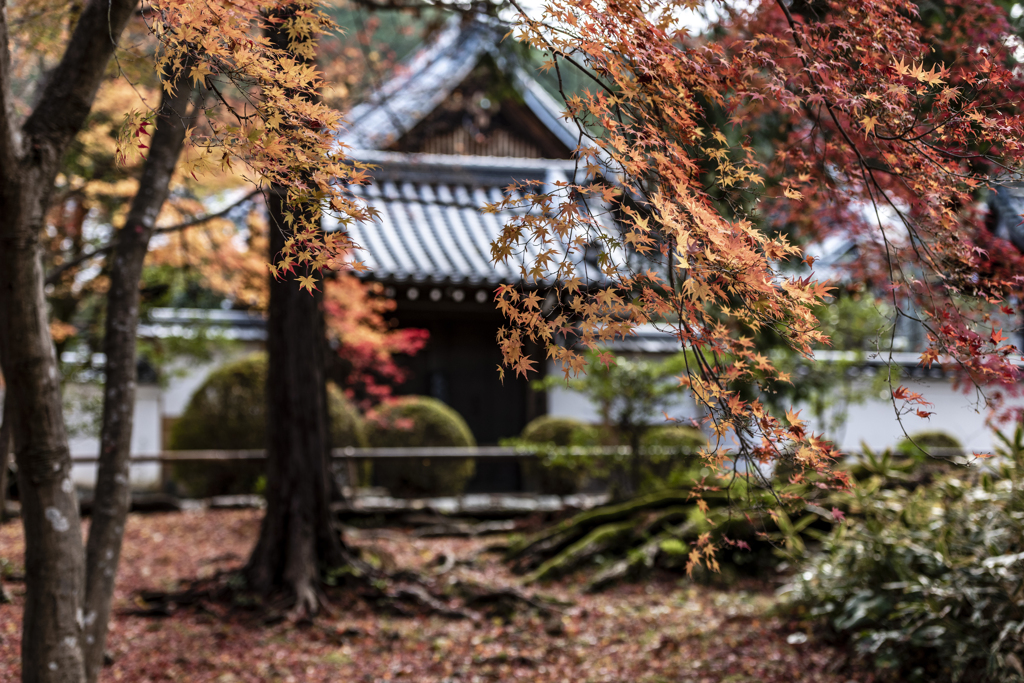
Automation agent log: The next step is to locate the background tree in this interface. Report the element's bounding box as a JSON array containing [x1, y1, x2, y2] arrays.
[[537, 351, 691, 496], [80, 74, 197, 682], [243, 0, 358, 618], [492, 0, 1024, 539]]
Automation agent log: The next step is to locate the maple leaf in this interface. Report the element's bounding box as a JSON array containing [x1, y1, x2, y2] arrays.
[[297, 274, 319, 294], [861, 115, 878, 136], [831, 507, 846, 523]]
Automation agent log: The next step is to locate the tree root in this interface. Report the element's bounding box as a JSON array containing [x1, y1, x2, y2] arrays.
[[126, 548, 561, 624], [505, 489, 724, 573], [523, 520, 637, 584], [585, 520, 697, 592], [503, 486, 789, 591]]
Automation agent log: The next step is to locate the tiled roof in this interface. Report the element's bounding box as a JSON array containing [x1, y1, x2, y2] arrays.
[[336, 17, 579, 153], [325, 151, 616, 286], [328, 17, 618, 287]]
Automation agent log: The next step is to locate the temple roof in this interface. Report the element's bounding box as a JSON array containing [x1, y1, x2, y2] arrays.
[[336, 17, 579, 155], [328, 19, 615, 287], [324, 151, 615, 286]]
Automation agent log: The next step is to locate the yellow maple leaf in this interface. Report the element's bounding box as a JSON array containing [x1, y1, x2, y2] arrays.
[[297, 274, 318, 293], [861, 115, 878, 136]]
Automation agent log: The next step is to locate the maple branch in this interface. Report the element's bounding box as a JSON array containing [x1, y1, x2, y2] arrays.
[[347, 0, 495, 12], [772, 0, 919, 340], [22, 0, 138, 156], [44, 190, 259, 286]]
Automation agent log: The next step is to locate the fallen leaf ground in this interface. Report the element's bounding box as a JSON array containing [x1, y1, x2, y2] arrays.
[[0, 509, 872, 682]]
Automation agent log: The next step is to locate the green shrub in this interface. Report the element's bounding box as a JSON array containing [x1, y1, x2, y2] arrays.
[[641, 425, 705, 452], [783, 433, 1024, 682], [637, 425, 706, 493], [365, 396, 475, 497], [327, 384, 366, 450], [517, 416, 601, 495], [168, 354, 366, 497], [521, 415, 600, 447], [896, 430, 963, 458]]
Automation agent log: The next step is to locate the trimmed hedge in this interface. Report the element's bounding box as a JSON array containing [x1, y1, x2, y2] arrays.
[[519, 416, 600, 495], [896, 430, 963, 458], [639, 425, 707, 493], [167, 354, 365, 497], [521, 415, 600, 447], [365, 396, 476, 497], [641, 425, 706, 452]]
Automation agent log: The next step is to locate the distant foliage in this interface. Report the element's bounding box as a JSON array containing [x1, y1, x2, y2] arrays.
[[511, 417, 707, 496], [784, 430, 1024, 682], [366, 396, 476, 497], [168, 354, 365, 497], [641, 425, 706, 453]]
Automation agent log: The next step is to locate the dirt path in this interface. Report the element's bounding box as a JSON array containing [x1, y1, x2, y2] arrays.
[[0, 509, 868, 682]]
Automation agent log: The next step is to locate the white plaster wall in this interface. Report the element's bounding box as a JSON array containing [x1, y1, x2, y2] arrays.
[[545, 359, 1022, 454], [68, 384, 164, 490], [543, 359, 702, 426], [827, 376, 1021, 454]]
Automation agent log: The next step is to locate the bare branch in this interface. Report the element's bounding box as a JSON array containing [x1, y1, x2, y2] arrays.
[[152, 189, 260, 236], [347, 0, 493, 13], [22, 0, 138, 157], [44, 189, 259, 286]]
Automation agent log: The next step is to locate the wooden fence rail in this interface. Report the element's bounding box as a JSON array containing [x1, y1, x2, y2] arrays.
[[68, 446, 635, 464], [67, 445, 980, 465]]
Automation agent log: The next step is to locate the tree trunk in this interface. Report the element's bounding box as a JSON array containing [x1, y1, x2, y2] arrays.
[[0, 169, 88, 683], [0, 384, 12, 605], [1, 382, 12, 523], [81, 80, 195, 683], [244, 186, 346, 616], [0, 0, 138, 679], [243, 2, 348, 617]]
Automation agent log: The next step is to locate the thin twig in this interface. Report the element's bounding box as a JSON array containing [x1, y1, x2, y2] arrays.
[[44, 189, 260, 285]]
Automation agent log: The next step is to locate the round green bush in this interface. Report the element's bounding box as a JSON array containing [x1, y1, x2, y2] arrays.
[[518, 416, 600, 495], [641, 425, 706, 452], [366, 396, 476, 497], [896, 430, 963, 459], [521, 415, 600, 447], [327, 383, 367, 450], [168, 354, 366, 497], [640, 425, 707, 492]]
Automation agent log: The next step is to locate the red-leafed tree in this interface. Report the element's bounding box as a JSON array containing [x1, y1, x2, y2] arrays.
[[323, 276, 429, 407], [492, 0, 1024, 568]]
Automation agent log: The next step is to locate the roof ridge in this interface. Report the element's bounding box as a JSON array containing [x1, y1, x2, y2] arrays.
[[335, 16, 576, 158]]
